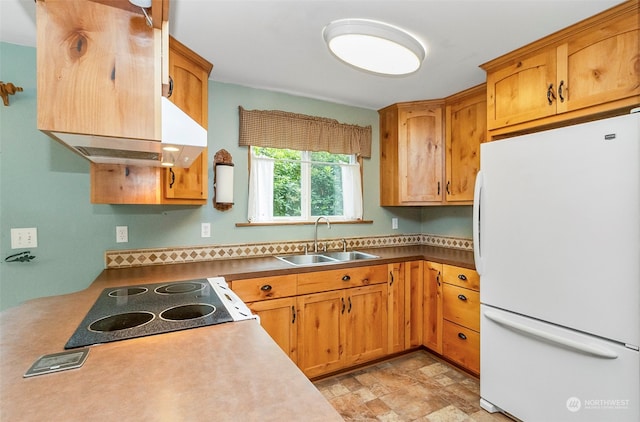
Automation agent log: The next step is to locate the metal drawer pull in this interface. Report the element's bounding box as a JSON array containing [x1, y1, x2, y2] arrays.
[[458, 332, 467, 340], [342, 275, 351, 281], [458, 294, 467, 301], [260, 285, 272, 292], [458, 274, 467, 281]]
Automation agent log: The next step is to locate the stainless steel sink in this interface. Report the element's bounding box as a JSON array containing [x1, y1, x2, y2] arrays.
[[275, 251, 378, 266], [276, 254, 338, 266], [323, 251, 379, 261]]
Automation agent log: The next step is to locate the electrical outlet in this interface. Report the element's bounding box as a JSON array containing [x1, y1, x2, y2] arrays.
[[392, 218, 399, 230], [116, 226, 128, 243], [201, 223, 211, 238], [10, 228, 38, 249]]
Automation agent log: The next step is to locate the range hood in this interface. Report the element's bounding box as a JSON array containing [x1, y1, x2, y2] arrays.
[[48, 97, 207, 168]]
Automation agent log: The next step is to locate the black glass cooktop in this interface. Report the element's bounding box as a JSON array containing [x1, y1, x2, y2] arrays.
[[65, 279, 233, 349]]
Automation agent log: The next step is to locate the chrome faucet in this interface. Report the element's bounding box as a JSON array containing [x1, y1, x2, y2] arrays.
[[314, 216, 331, 253]]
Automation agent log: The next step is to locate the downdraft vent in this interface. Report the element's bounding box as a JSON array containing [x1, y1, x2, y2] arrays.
[[75, 146, 160, 161]]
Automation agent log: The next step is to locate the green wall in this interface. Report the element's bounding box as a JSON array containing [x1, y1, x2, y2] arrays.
[[0, 42, 471, 311]]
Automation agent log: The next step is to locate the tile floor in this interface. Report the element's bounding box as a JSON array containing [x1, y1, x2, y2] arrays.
[[313, 350, 513, 422]]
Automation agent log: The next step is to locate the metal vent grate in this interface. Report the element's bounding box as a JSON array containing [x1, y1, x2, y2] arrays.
[[75, 147, 160, 161]]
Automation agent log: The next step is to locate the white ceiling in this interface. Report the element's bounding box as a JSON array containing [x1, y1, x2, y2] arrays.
[[0, 0, 624, 110]]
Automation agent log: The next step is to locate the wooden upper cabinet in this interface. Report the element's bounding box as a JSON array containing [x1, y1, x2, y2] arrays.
[[556, 7, 639, 115], [379, 101, 444, 206], [91, 37, 212, 204], [483, 0, 639, 137], [162, 37, 213, 202], [36, 0, 158, 140], [444, 85, 485, 203], [485, 50, 557, 130]]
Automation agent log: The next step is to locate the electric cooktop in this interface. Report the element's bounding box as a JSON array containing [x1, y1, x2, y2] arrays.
[[65, 278, 248, 349]]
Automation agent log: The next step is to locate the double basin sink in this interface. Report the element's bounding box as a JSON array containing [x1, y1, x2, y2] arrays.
[[276, 251, 378, 266]]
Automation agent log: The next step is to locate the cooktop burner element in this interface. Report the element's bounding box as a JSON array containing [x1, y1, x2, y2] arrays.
[[155, 282, 205, 295], [89, 312, 155, 332], [65, 279, 239, 349]]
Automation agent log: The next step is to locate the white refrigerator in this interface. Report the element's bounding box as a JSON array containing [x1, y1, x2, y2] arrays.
[[473, 112, 639, 421]]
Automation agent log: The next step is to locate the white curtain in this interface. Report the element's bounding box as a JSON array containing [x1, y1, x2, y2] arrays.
[[341, 162, 363, 220], [248, 153, 274, 222]]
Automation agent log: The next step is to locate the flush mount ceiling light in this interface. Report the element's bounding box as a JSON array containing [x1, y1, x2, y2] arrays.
[[323, 19, 425, 76]]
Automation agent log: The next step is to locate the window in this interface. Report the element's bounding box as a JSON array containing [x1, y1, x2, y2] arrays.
[[248, 146, 363, 222]]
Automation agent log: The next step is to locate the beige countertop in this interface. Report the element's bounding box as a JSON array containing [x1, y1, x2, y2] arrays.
[[0, 245, 473, 421]]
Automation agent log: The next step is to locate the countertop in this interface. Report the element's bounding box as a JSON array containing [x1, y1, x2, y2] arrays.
[[0, 245, 473, 421]]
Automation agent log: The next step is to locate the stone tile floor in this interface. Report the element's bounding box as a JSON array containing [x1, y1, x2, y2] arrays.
[[313, 350, 513, 421]]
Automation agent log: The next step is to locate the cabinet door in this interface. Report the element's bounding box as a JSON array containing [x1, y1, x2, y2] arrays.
[[404, 260, 423, 349], [379, 106, 400, 206], [443, 320, 480, 374], [387, 263, 405, 354], [556, 12, 640, 115], [163, 38, 211, 200], [398, 104, 444, 203], [443, 284, 480, 332], [296, 290, 345, 378], [486, 49, 557, 130], [423, 261, 443, 354], [445, 87, 485, 203], [344, 284, 388, 366], [248, 297, 297, 363]]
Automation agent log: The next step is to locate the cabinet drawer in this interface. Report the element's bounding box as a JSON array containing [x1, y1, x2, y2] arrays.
[[442, 265, 479, 291], [297, 265, 387, 295], [443, 320, 480, 374], [232, 274, 297, 302], [443, 284, 480, 331]]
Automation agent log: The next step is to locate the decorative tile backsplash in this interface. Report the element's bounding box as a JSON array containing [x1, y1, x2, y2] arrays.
[[105, 234, 473, 269]]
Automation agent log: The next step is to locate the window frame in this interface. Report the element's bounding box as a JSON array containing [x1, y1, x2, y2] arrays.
[[248, 146, 364, 224]]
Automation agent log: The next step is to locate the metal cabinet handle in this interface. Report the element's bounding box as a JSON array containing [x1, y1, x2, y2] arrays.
[[169, 168, 176, 188], [348, 297, 352, 313], [167, 76, 174, 98], [341, 297, 346, 314], [260, 284, 272, 292], [458, 294, 468, 301], [458, 332, 467, 340], [558, 80, 565, 102], [458, 274, 467, 281], [389, 271, 394, 286], [342, 275, 351, 282], [547, 83, 556, 105], [291, 306, 296, 324], [446, 181, 451, 195], [437, 181, 441, 195], [436, 272, 441, 286]]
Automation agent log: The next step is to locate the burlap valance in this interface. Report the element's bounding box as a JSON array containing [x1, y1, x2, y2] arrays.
[[238, 106, 372, 158]]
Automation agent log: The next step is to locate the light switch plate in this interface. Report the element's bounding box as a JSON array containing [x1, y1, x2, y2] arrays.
[[201, 223, 211, 238], [116, 226, 128, 243], [10, 228, 38, 249], [391, 218, 399, 230]]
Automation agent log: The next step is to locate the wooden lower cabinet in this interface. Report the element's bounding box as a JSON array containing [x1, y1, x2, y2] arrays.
[[443, 320, 480, 374], [404, 260, 423, 349], [247, 297, 298, 363], [297, 284, 388, 378], [233, 260, 478, 378], [423, 261, 444, 354], [387, 263, 405, 354], [441, 264, 480, 375]]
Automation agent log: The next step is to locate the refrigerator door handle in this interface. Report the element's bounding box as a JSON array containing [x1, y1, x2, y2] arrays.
[[473, 170, 484, 274], [484, 310, 619, 359]]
